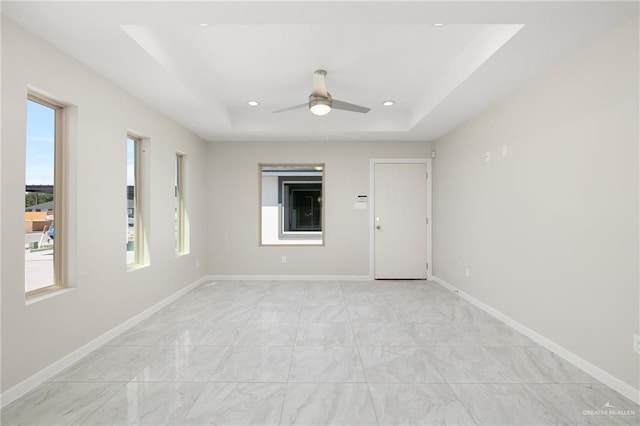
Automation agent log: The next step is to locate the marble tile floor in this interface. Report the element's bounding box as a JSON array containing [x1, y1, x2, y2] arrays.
[[2, 280, 638, 425]]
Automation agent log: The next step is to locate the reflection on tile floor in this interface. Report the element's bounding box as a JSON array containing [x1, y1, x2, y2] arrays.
[[2, 280, 638, 425]]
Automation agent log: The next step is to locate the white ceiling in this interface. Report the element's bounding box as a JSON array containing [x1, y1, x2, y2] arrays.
[[2, 1, 638, 142]]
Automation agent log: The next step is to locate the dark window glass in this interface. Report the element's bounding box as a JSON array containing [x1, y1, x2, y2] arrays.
[[284, 183, 322, 232]]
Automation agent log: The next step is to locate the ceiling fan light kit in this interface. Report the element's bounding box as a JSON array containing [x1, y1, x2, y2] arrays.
[[309, 95, 332, 116], [274, 69, 370, 116]]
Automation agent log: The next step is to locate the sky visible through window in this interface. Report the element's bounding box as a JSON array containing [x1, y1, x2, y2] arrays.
[[127, 137, 136, 186], [26, 99, 55, 185]]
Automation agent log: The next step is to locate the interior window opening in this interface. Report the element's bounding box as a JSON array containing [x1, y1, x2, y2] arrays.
[[260, 164, 324, 246]]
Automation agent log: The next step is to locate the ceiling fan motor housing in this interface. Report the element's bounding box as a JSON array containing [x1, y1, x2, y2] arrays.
[[309, 93, 332, 107]]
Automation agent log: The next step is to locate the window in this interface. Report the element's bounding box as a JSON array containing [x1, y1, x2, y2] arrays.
[[260, 164, 324, 245], [25, 95, 64, 295], [126, 135, 144, 266], [175, 153, 188, 253]]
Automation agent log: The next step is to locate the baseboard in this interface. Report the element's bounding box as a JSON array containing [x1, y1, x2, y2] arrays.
[[431, 275, 640, 405], [0, 276, 208, 409], [205, 274, 372, 281]]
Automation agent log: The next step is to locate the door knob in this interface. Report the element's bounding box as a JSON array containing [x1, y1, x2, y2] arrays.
[[376, 225, 381, 230]]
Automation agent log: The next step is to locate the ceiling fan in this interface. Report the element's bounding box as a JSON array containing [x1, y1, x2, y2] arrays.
[[273, 70, 370, 116]]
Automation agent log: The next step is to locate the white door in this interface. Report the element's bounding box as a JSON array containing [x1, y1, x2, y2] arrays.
[[374, 163, 428, 279]]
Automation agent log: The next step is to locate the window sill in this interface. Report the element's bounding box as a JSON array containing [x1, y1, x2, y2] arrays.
[[127, 263, 149, 272], [261, 240, 324, 246], [280, 232, 322, 240], [26, 287, 75, 305], [175, 250, 190, 257]]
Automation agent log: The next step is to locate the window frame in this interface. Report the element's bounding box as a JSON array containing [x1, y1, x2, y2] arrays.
[[280, 179, 323, 237], [25, 93, 65, 297]]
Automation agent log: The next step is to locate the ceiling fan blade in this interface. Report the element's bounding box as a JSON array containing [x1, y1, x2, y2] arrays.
[[332, 99, 371, 114], [272, 103, 308, 113], [312, 70, 329, 97]]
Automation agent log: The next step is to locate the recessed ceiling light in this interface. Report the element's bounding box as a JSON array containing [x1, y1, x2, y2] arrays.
[[433, 23, 445, 27], [247, 100, 259, 107], [198, 23, 209, 27], [382, 100, 395, 107]]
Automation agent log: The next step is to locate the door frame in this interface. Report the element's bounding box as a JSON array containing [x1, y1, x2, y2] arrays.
[[369, 158, 432, 280]]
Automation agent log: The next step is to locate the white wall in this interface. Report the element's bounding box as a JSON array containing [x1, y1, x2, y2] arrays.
[[207, 140, 432, 277], [261, 175, 281, 245], [433, 17, 639, 391], [1, 17, 208, 392]]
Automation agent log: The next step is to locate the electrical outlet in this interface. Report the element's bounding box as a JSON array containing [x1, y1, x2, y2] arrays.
[[465, 268, 470, 278], [633, 335, 640, 354], [281, 256, 287, 264], [196, 259, 200, 268]]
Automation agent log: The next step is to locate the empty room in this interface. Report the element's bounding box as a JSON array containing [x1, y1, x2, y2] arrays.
[[1, 1, 639, 425]]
